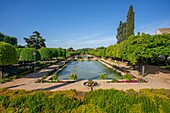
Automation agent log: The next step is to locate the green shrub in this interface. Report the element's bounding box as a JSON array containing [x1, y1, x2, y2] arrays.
[[66, 52, 79, 57], [52, 74, 58, 80], [123, 74, 133, 82], [69, 73, 78, 80], [112, 78, 117, 82], [0, 89, 170, 112], [38, 47, 53, 60], [99, 73, 107, 80], [20, 48, 41, 61], [16, 48, 24, 59], [0, 42, 18, 66], [50, 48, 58, 58]]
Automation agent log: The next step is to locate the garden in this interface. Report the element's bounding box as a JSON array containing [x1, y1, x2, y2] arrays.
[[0, 88, 170, 113]]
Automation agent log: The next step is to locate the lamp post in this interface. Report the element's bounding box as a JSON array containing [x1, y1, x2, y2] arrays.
[[33, 51, 37, 72]]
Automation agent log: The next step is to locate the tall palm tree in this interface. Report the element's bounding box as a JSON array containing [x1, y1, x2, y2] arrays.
[[24, 31, 46, 49]]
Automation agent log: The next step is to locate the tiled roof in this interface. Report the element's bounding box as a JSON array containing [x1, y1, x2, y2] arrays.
[[158, 28, 170, 34]]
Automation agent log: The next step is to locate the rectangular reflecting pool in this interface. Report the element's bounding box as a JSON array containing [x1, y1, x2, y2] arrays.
[[58, 61, 123, 80]]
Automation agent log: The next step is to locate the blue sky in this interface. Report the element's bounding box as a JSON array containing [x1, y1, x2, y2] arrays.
[[0, 0, 170, 49]]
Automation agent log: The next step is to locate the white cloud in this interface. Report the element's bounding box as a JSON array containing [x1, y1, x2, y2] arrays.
[[135, 18, 170, 34], [46, 34, 115, 49]]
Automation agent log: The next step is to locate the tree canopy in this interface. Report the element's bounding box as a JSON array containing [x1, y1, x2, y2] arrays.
[[126, 5, 135, 38], [116, 21, 126, 43], [24, 31, 46, 49], [0, 32, 17, 45], [116, 5, 135, 43]]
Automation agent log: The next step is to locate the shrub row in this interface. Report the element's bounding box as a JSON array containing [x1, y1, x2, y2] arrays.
[[0, 89, 170, 113]]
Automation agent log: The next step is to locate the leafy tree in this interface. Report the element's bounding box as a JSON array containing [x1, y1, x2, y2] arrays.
[[17, 45, 25, 48], [0, 32, 5, 41], [3, 36, 17, 45], [38, 48, 53, 60], [0, 42, 18, 79], [67, 47, 74, 52], [0, 32, 17, 45], [20, 48, 41, 61], [106, 33, 170, 75], [89, 47, 106, 58], [24, 31, 46, 49], [126, 5, 135, 38], [116, 21, 126, 43]]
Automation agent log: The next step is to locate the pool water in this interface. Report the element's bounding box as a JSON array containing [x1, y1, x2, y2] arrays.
[[58, 61, 123, 80]]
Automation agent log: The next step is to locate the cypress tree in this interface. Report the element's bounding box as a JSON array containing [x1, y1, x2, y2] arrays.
[[126, 5, 135, 38], [116, 21, 127, 43]]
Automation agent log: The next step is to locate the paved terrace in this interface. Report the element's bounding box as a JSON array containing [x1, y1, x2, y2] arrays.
[[0, 59, 170, 91]]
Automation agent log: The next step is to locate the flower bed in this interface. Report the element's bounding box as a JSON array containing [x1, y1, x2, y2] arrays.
[[106, 77, 147, 83]]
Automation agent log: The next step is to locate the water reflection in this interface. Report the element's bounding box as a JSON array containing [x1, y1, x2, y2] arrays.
[[58, 61, 122, 80]]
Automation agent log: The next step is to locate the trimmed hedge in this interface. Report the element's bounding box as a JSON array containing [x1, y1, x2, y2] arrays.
[[0, 42, 18, 65], [38, 47, 53, 60], [20, 48, 41, 61]]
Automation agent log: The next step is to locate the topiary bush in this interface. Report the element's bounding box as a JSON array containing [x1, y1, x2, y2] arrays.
[[20, 48, 41, 61], [16, 48, 24, 59], [0, 42, 18, 79], [69, 73, 78, 80], [0, 42, 18, 65], [38, 47, 53, 60], [99, 73, 107, 80], [50, 48, 58, 58]]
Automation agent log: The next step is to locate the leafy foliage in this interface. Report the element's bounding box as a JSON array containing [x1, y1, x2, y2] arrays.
[[123, 74, 133, 82], [69, 73, 78, 80], [52, 74, 58, 80], [126, 5, 135, 38], [38, 47, 53, 60], [24, 31, 46, 49], [0, 32, 17, 45], [99, 73, 107, 80], [89, 47, 106, 58], [0, 42, 18, 66], [0, 89, 170, 113], [20, 48, 41, 61], [116, 21, 127, 43], [50, 48, 58, 58], [3, 36, 17, 45], [66, 52, 80, 57]]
